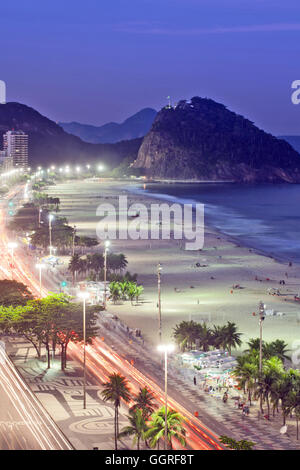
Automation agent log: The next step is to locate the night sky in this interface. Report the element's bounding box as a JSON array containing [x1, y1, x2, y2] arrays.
[[1, 0, 300, 134]]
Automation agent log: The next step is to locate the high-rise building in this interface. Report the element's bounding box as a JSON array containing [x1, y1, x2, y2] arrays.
[[3, 130, 28, 169]]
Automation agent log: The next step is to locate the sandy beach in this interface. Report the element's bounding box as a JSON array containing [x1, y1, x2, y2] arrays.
[[46, 179, 300, 353]]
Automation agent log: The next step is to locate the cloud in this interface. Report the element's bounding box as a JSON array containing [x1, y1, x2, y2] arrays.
[[116, 22, 300, 36]]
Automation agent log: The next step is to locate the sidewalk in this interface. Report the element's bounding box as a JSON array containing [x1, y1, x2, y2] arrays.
[[99, 314, 300, 450]]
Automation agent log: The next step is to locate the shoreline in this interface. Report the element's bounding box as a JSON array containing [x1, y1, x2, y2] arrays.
[[46, 179, 300, 352], [122, 182, 294, 266]]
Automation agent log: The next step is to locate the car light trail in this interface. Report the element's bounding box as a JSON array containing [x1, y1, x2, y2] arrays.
[[0, 184, 223, 451]]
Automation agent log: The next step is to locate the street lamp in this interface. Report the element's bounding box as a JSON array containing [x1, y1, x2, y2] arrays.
[[78, 291, 90, 409], [157, 264, 162, 343], [157, 344, 175, 450], [258, 301, 265, 374], [36, 263, 45, 297], [49, 214, 54, 255], [7, 242, 18, 279], [72, 225, 77, 256], [103, 240, 110, 310], [7, 242, 18, 259], [38, 207, 42, 227]]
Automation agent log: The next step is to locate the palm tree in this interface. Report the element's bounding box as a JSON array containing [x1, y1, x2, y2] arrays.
[[196, 323, 212, 352], [246, 338, 290, 362], [145, 407, 186, 450], [101, 373, 131, 450], [130, 387, 155, 420], [118, 408, 147, 450], [258, 356, 284, 416], [223, 321, 242, 355], [127, 281, 138, 306], [109, 281, 121, 304], [68, 254, 81, 285], [283, 389, 300, 440], [173, 320, 200, 351], [246, 338, 263, 353], [211, 324, 227, 349], [119, 281, 128, 300], [233, 355, 258, 405], [268, 340, 290, 362], [135, 285, 144, 304]]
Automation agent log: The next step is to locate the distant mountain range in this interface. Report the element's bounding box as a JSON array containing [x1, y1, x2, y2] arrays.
[[60, 108, 157, 144], [1, 100, 300, 182], [279, 136, 300, 154], [0, 103, 142, 168], [134, 97, 300, 183]]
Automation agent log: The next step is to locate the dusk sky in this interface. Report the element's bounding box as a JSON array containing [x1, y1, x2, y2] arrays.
[[1, 0, 300, 134]]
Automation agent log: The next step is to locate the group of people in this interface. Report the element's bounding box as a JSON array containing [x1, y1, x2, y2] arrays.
[[234, 398, 250, 416]]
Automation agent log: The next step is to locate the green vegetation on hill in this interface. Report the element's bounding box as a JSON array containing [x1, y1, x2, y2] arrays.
[[134, 96, 300, 182]]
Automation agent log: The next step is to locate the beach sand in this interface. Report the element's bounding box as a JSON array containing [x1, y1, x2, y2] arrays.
[[47, 179, 300, 353]]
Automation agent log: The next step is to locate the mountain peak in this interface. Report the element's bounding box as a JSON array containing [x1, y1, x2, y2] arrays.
[[59, 108, 157, 144], [133, 96, 300, 183]]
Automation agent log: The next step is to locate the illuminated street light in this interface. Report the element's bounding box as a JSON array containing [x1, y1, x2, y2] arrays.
[[157, 344, 175, 450], [78, 291, 90, 409], [49, 214, 54, 255], [7, 242, 18, 279], [36, 263, 45, 297], [258, 301, 265, 374], [103, 240, 110, 310], [38, 207, 42, 226], [157, 264, 162, 343], [7, 242, 18, 258]]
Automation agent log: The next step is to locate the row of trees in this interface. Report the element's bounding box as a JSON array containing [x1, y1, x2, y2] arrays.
[[173, 320, 242, 355], [234, 339, 300, 439], [101, 373, 186, 450], [109, 281, 144, 305], [10, 193, 98, 254], [33, 192, 60, 211], [68, 253, 128, 282], [0, 292, 99, 370]]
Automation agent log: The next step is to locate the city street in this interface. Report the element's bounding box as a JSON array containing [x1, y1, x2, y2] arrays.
[[0, 184, 299, 451]]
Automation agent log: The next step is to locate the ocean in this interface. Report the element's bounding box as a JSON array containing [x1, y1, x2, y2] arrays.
[[129, 182, 300, 263]]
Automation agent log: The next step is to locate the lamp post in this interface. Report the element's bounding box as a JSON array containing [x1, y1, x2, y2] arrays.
[[78, 291, 90, 409], [36, 263, 45, 297], [258, 301, 265, 374], [72, 225, 77, 257], [103, 240, 110, 310], [7, 242, 17, 261], [7, 242, 18, 279], [49, 214, 54, 255], [157, 264, 162, 343], [157, 344, 175, 450]]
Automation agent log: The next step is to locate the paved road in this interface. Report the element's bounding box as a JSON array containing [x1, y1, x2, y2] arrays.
[[0, 187, 72, 450], [0, 347, 73, 450]]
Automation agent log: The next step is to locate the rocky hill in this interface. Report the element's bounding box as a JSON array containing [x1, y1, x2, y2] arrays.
[[134, 97, 300, 183], [0, 102, 142, 168], [60, 108, 157, 144]]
